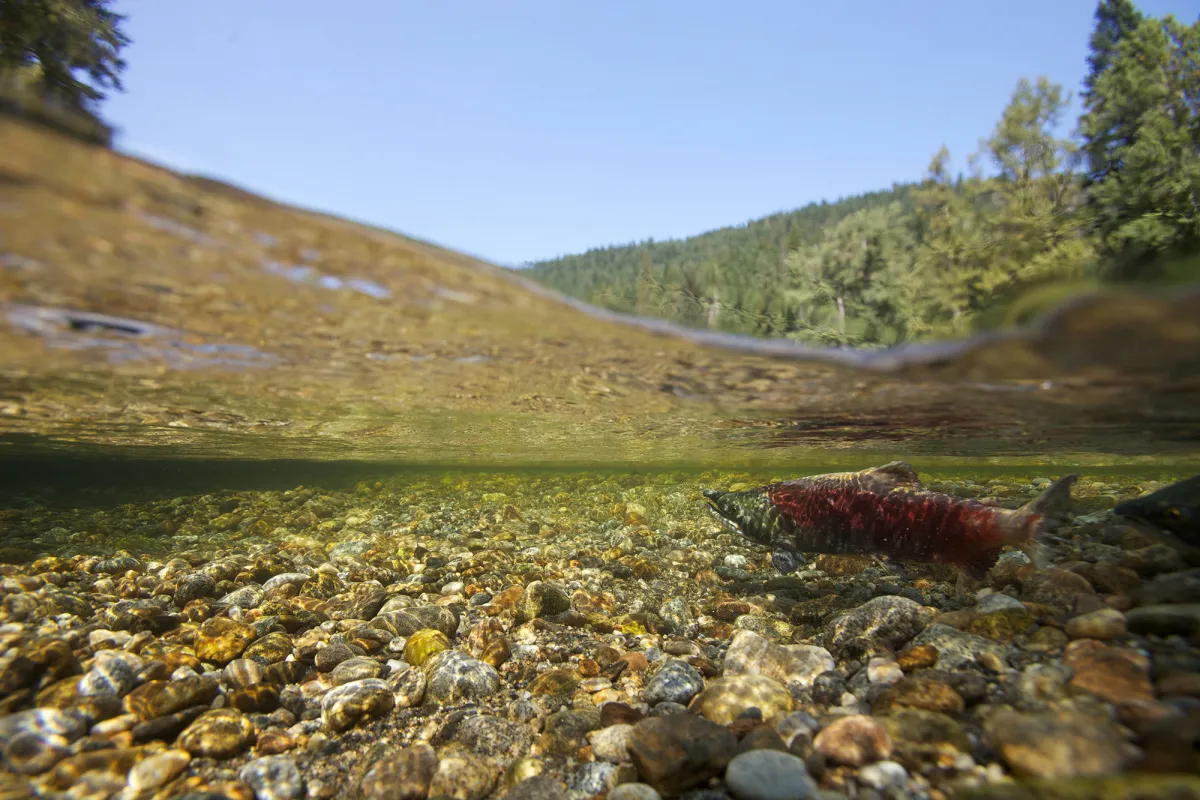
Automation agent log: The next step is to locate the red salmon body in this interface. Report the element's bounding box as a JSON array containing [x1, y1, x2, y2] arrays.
[[704, 461, 1047, 577]]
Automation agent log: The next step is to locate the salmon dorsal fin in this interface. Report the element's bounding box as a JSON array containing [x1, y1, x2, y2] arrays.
[[862, 460, 922, 488]]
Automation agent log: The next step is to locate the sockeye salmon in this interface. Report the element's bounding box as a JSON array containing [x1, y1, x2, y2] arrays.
[[1114, 473, 1200, 546], [703, 461, 1077, 578]]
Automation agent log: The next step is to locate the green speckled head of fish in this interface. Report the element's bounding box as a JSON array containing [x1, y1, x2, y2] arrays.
[[702, 487, 775, 546]]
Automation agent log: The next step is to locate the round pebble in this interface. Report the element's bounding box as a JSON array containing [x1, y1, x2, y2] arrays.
[[127, 750, 191, 791], [178, 708, 255, 758], [239, 755, 304, 800], [724, 749, 816, 800], [321, 678, 394, 732], [813, 715, 892, 766], [643, 659, 705, 706], [424, 650, 500, 703], [609, 784, 663, 800]]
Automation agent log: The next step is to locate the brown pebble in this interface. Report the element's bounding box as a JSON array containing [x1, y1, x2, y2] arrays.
[[896, 645, 939, 671], [600, 702, 645, 727], [813, 715, 892, 767], [1105, 595, 1134, 612], [481, 638, 511, 668], [1157, 671, 1200, 698], [1064, 639, 1154, 705], [619, 653, 648, 673], [874, 678, 964, 715], [255, 729, 299, 755]]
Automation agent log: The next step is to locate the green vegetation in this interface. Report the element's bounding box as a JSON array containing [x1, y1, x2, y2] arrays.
[[0, 0, 130, 145], [525, 0, 1200, 346]]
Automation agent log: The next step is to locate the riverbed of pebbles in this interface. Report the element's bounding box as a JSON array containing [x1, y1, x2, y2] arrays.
[[1, 470, 1199, 800]]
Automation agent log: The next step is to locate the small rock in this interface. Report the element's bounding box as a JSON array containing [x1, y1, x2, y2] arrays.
[[516, 581, 571, 622], [626, 714, 738, 796], [78, 651, 139, 698], [321, 678, 394, 732], [644, 660, 705, 706], [809, 671, 846, 707], [874, 677, 964, 714], [175, 573, 216, 606], [178, 708, 255, 758], [588, 724, 633, 763], [724, 749, 816, 800], [826, 596, 933, 649], [428, 743, 497, 800], [690, 675, 793, 726], [388, 664, 427, 708], [447, 714, 535, 768], [404, 629, 451, 668], [239, 755, 304, 800], [314, 641, 356, 673], [1063, 639, 1154, 705], [908, 623, 1008, 670], [256, 729, 299, 755], [245, 632, 295, 665], [1126, 604, 1200, 642], [219, 583, 265, 609], [1135, 570, 1200, 606], [360, 742, 438, 800], [866, 658, 903, 685], [568, 762, 617, 795], [1065, 608, 1127, 640], [194, 617, 257, 665], [975, 594, 1025, 614], [504, 775, 568, 800], [225, 658, 265, 688], [330, 655, 384, 685], [812, 715, 892, 766], [608, 784, 661, 800], [127, 749, 190, 791], [895, 645, 939, 671], [3, 732, 71, 775], [857, 760, 907, 791], [983, 708, 1139, 778], [424, 650, 500, 704], [124, 676, 219, 721], [723, 630, 834, 692]]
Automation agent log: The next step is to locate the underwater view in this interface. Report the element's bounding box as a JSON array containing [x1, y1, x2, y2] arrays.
[[3, 2, 1200, 800]]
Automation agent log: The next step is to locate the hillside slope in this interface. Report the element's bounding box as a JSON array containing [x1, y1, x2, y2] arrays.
[[524, 185, 914, 336]]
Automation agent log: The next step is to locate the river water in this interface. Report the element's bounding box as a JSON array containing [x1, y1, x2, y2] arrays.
[[2, 117, 1199, 796]]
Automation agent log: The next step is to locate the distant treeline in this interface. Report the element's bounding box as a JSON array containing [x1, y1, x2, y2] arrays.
[[524, 0, 1200, 346]]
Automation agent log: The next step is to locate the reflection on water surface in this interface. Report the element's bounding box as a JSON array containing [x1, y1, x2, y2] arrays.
[[1, 116, 1199, 472]]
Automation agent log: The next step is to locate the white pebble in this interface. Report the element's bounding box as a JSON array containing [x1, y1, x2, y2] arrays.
[[858, 760, 907, 790], [866, 657, 903, 685], [127, 750, 190, 791]]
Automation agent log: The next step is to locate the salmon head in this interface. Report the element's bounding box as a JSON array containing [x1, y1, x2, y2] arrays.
[[702, 487, 776, 547]]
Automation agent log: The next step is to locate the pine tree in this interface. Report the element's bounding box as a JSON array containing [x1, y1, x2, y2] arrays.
[[1080, 14, 1200, 274], [0, 0, 129, 115], [1081, 0, 1144, 185]]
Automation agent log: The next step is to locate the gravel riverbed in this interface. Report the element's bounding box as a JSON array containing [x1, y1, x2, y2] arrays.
[[1, 471, 1199, 800]]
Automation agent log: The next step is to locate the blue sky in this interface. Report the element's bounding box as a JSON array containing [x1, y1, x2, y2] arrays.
[[107, 0, 1194, 267]]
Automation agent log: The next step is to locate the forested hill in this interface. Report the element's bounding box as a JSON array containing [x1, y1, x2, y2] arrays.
[[523, 184, 915, 337], [520, 1, 1200, 348]]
